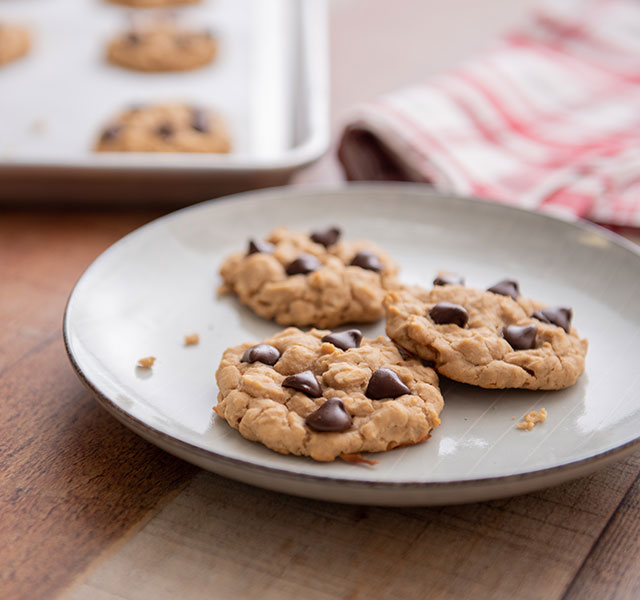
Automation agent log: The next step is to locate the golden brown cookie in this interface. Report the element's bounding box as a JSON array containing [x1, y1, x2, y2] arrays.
[[384, 278, 588, 390], [0, 24, 30, 67], [219, 227, 400, 328], [107, 24, 216, 72], [95, 104, 231, 153], [215, 328, 443, 462]]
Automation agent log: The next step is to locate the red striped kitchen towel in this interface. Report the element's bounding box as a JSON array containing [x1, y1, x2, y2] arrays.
[[338, 0, 640, 226]]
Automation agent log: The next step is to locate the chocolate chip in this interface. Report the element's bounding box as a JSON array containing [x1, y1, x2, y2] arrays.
[[191, 109, 209, 133], [429, 302, 469, 327], [282, 370, 322, 398], [532, 307, 572, 333], [487, 279, 520, 300], [305, 398, 352, 432], [365, 368, 411, 400], [433, 273, 465, 287], [310, 227, 341, 248], [126, 32, 141, 45], [175, 35, 193, 48], [285, 254, 321, 276], [247, 239, 274, 255], [100, 125, 121, 142], [350, 250, 382, 272], [241, 344, 280, 366], [321, 329, 362, 351], [155, 122, 174, 138], [503, 324, 537, 350]]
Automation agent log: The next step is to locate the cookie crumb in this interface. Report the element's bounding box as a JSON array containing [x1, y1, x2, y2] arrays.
[[184, 333, 199, 346], [29, 119, 47, 135], [137, 356, 156, 368], [517, 408, 547, 431], [340, 453, 379, 466]]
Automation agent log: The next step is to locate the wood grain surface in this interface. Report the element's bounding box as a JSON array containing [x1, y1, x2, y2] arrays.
[[2, 1, 640, 599], [0, 212, 198, 600], [66, 457, 640, 600]]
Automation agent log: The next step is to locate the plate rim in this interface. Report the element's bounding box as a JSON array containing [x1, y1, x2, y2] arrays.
[[63, 181, 640, 492]]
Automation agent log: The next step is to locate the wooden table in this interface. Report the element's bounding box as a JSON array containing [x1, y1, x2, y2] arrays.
[[2, 1, 640, 598]]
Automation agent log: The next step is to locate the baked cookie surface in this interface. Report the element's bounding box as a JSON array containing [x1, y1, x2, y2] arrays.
[[384, 280, 588, 390], [107, 0, 201, 7], [107, 24, 216, 72], [0, 24, 30, 67], [215, 328, 443, 462], [95, 104, 231, 153], [219, 227, 400, 328]]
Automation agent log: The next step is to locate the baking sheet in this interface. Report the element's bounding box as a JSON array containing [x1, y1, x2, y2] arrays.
[[0, 0, 327, 187]]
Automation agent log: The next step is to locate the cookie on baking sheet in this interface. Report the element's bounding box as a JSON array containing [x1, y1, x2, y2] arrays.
[[107, 23, 217, 72], [219, 227, 400, 328], [95, 104, 231, 153], [0, 24, 30, 67], [107, 0, 201, 7], [384, 277, 588, 390], [214, 327, 443, 462]]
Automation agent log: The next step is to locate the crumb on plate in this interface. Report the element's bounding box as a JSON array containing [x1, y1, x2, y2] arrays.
[[137, 356, 156, 368], [184, 333, 199, 346], [517, 408, 547, 431]]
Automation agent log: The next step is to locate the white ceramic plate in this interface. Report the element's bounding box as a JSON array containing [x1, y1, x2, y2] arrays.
[[64, 184, 640, 505]]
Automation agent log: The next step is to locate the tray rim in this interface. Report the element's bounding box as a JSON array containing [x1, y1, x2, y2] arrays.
[[0, 0, 329, 175]]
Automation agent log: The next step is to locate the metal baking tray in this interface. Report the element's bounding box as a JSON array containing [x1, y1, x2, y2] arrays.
[[0, 0, 328, 204]]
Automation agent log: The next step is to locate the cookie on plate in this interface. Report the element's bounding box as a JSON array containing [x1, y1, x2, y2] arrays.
[[95, 104, 231, 153], [0, 24, 30, 67], [107, 0, 201, 7], [107, 23, 217, 72], [214, 327, 443, 462], [219, 227, 399, 328], [384, 277, 588, 390]]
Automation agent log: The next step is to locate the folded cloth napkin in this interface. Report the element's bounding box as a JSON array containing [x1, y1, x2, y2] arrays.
[[338, 0, 640, 226]]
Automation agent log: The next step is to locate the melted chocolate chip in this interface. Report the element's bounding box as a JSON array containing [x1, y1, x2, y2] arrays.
[[126, 32, 141, 45], [365, 368, 411, 400], [241, 344, 280, 366], [532, 307, 572, 333], [305, 398, 352, 432], [321, 329, 363, 351], [310, 227, 341, 248], [191, 109, 209, 133], [433, 273, 465, 287], [247, 239, 274, 255], [100, 125, 122, 142], [487, 279, 520, 300], [285, 254, 321, 276], [429, 302, 469, 327], [282, 370, 322, 398], [503, 324, 537, 350], [350, 250, 383, 272], [155, 122, 174, 138]]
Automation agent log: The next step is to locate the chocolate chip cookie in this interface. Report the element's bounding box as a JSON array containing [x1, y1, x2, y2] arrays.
[[107, 24, 216, 72], [0, 24, 30, 67], [215, 327, 443, 462], [95, 104, 231, 153], [219, 227, 399, 328], [384, 277, 588, 390]]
